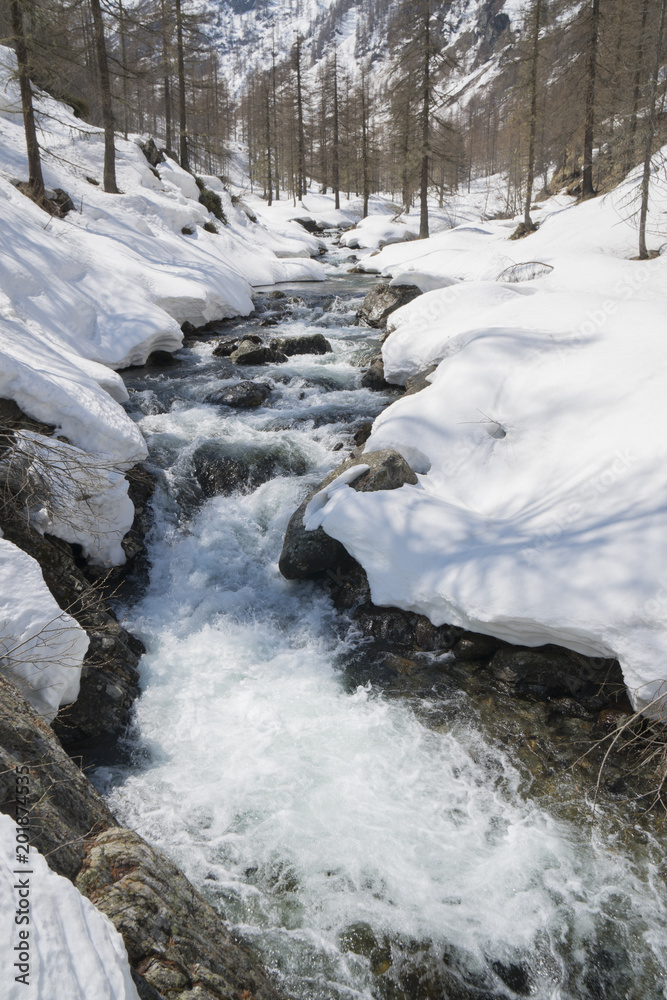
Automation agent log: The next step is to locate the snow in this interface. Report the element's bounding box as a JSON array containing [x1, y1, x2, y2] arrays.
[[0, 538, 88, 718], [340, 215, 418, 249], [311, 154, 667, 714], [0, 814, 140, 999]]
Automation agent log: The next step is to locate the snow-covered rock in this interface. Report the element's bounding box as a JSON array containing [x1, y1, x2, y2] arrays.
[[0, 538, 88, 718], [0, 813, 139, 1000]]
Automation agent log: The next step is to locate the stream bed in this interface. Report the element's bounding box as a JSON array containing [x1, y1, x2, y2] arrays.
[[97, 246, 667, 1000]]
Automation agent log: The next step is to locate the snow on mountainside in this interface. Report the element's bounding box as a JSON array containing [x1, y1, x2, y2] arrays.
[[211, 0, 524, 94]]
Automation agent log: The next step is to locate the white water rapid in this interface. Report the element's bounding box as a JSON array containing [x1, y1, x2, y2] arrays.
[[99, 257, 667, 1000]]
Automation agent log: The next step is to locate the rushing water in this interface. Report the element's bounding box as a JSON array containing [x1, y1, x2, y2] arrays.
[[99, 247, 667, 1000]]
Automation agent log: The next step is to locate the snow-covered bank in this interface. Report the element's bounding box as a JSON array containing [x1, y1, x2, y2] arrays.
[[0, 39, 331, 720], [311, 157, 667, 713], [0, 813, 140, 999]]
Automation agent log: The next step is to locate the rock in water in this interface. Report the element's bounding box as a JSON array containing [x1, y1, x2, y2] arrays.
[[270, 333, 332, 356], [357, 283, 422, 328], [77, 828, 285, 1000], [230, 338, 288, 365], [279, 449, 418, 580], [205, 381, 271, 408], [361, 356, 393, 392], [192, 440, 306, 498]]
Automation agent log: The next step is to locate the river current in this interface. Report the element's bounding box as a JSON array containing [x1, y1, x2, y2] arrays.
[[98, 246, 667, 1000]]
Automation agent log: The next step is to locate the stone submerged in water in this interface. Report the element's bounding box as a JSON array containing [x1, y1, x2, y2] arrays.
[[279, 449, 417, 580], [205, 380, 272, 409], [357, 283, 422, 329], [269, 333, 333, 356], [361, 355, 394, 392], [77, 828, 284, 1000]]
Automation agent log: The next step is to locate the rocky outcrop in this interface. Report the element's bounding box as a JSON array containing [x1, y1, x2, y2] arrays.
[[403, 365, 438, 396], [140, 138, 165, 168], [77, 828, 286, 1000], [269, 333, 332, 356], [0, 672, 115, 880], [279, 449, 417, 580], [205, 381, 272, 409], [357, 283, 422, 329]]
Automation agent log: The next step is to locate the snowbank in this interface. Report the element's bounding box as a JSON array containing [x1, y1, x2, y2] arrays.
[[311, 157, 667, 713], [340, 214, 418, 250], [0, 538, 87, 718], [0, 813, 139, 999]]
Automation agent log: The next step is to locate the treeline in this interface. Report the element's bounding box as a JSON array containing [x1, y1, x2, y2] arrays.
[[4, 0, 666, 256], [242, 0, 666, 254]]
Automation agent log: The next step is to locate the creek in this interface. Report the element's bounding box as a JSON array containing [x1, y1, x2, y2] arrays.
[[96, 243, 667, 1000]]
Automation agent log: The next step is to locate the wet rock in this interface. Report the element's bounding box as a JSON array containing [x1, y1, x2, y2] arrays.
[[212, 336, 241, 357], [192, 440, 306, 498], [357, 283, 422, 328], [230, 337, 288, 365], [140, 138, 164, 167], [77, 828, 285, 1000], [205, 380, 271, 409], [452, 633, 504, 662], [353, 421, 373, 447], [486, 645, 620, 710], [279, 449, 417, 580], [403, 365, 438, 396], [361, 356, 394, 392], [338, 922, 379, 957], [0, 672, 115, 879], [269, 333, 333, 356]]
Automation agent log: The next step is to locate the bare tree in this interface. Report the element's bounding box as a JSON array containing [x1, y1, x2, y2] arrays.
[[638, 0, 667, 259], [89, 0, 119, 192], [10, 0, 45, 202]]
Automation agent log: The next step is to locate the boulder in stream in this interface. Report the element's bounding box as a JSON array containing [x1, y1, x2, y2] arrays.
[[192, 440, 307, 498], [230, 337, 288, 366], [279, 449, 418, 580], [357, 283, 422, 329], [270, 333, 332, 356], [205, 380, 272, 409]]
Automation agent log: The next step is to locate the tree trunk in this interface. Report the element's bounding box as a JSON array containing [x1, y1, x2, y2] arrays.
[[628, 0, 650, 172], [118, 0, 129, 140], [361, 71, 370, 218], [175, 0, 189, 172], [582, 0, 600, 199], [419, 0, 431, 240], [265, 83, 273, 206], [332, 53, 340, 209], [161, 0, 172, 150], [10, 0, 44, 201], [638, 0, 667, 259], [89, 0, 118, 193], [295, 36, 306, 201], [524, 0, 543, 230]]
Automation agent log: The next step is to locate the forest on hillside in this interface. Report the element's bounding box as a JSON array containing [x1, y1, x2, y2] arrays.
[[3, 0, 666, 247]]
